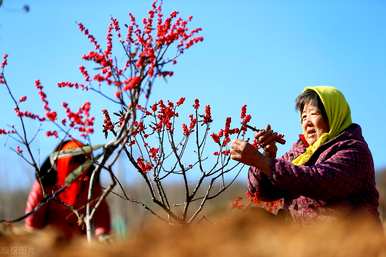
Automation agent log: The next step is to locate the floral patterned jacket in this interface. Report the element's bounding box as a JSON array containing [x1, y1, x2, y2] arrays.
[[248, 123, 381, 224]]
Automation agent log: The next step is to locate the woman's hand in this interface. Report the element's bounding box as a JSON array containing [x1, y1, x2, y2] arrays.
[[230, 139, 271, 175], [255, 125, 278, 158]]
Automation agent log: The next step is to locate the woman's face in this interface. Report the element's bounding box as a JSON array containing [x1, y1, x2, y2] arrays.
[[301, 102, 329, 145]]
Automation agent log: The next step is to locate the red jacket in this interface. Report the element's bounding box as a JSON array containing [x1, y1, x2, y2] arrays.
[[25, 181, 111, 238], [25, 140, 111, 238]]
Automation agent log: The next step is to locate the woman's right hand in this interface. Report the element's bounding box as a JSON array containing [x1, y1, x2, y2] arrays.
[[255, 125, 278, 158]]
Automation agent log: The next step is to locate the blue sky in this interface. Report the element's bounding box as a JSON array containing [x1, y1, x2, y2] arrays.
[[1, 0, 386, 189]]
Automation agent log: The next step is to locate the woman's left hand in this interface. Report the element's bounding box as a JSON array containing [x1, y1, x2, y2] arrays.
[[230, 139, 271, 175]]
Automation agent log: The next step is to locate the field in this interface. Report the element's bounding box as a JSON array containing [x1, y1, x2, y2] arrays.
[[2, 177, 386, 257], [1, 209, 385, 257]]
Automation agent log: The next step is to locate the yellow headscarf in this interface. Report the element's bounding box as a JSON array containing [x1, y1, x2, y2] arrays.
[[292, 86, 352, 166]]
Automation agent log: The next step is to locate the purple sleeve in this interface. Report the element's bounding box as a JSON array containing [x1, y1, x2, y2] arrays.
[[248, 167, 284, 201], [247, 140, 305, 201], [268, 140, 373, 201]]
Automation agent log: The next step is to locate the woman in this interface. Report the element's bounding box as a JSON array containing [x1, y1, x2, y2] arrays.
[[231, 86, 381, 224], [25, 140, 111, 238]]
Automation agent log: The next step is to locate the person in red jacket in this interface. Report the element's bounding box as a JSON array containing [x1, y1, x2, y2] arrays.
[[25, 140, 111, 239]]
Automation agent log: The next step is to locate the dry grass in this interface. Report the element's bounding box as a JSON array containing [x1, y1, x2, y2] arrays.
[[1, 209, 385, 257]]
